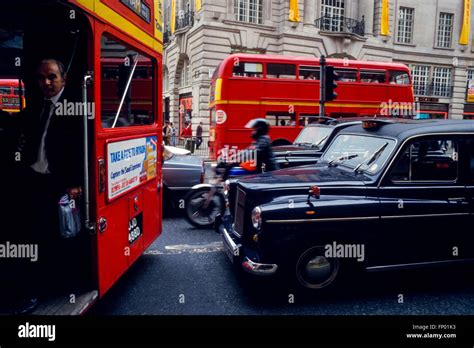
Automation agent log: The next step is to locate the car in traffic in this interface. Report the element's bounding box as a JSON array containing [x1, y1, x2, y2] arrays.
[[217, 119, 474, 293], [273, 117, 374, 168], [163, 145, 205, 212]]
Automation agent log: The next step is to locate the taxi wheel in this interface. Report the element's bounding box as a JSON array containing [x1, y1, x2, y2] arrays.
[[294, 245, 341, 292]]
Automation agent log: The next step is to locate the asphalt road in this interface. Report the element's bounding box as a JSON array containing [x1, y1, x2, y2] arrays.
[[90, 212, 474, 315]]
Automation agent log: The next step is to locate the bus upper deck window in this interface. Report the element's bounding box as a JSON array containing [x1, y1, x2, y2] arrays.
[[335, 69, 358, 82], [360, 70, 386, 84], [266, 63, 296, 79], [232, 62, 263, 78], [389, 71, 410, 85], [299, 66, 320, 80]]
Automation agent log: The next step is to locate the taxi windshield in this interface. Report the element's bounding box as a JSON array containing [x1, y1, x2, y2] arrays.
[[294, 126, 332, 148], [321, 134, 396, 174]]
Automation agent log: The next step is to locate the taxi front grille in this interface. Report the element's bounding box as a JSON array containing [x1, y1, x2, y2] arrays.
[[233, 187, 246, 237]]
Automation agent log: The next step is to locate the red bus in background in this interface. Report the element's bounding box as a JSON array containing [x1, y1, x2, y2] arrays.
[[0, 79, 25, 113], [208, 54, 415, 160]]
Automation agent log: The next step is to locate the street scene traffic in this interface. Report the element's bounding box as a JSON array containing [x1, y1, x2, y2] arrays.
[[1, 0, 474, 345]]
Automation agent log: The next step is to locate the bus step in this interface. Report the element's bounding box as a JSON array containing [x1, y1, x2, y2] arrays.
[[33, 290, 98, 315]]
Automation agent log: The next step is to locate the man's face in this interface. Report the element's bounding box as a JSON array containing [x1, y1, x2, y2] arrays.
[[36, 62, 66, 99]]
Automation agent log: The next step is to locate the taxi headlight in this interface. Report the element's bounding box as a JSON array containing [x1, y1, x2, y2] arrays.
[[223, 180, 231, 196], [251, 206, 262, 230]]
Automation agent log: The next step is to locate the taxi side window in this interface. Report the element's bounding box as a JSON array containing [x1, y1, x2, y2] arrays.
[[390, 139, 458, 182], [466, 139, 474, 181]]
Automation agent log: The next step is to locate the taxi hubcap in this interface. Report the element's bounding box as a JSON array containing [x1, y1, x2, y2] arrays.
[[296, 246, 339, 289]]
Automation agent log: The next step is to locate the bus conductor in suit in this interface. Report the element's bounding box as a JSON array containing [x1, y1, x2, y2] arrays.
[[12, 58, 84, 314]]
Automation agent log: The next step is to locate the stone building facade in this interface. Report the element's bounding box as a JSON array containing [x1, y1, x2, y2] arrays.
[[163, 0, 474, 136]]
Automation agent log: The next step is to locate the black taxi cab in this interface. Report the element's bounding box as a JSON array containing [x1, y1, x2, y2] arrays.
[[217, 119, 474, 292]]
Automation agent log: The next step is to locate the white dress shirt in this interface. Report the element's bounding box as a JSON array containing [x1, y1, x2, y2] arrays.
[[31, 87, 64, 174]]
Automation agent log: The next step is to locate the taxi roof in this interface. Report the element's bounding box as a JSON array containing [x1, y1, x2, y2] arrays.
[[338, 119, 474, 140]]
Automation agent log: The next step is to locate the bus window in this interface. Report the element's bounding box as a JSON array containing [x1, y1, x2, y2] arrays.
[[299, 114, 327, 126], [360, 70, 386, 83], [266, 63, 296, 79], [390, 70, 410, 85], [232, 62, 263, 78], [134, 67, 150, 79], [100, 35, 155, 128], [299, 66, 320, 80], [0, 86, 11, 94], [335, 68, 358, 82], [266, 112, 294, 126]]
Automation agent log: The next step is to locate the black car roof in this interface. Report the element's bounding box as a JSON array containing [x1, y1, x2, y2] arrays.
[[338, 119, 474, 140]]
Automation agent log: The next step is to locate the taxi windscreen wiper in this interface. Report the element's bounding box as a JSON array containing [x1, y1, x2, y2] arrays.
[[353, 142, 389, 173], [328, 154, 359, 167], [312, 135, 329, 149]]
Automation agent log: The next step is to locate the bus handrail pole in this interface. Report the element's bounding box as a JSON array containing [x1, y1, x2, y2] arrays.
[[82, 73, 95, 232], [112, 55, 139, 128]]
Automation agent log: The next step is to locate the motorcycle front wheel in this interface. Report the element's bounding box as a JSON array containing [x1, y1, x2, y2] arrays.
[[184, 187, 225, 229]]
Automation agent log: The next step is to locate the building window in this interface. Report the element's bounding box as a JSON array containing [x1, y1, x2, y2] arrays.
[[180, 60, 191, 87], [412, 65, 452, 97], [436, 13, 453, 48], [234, 0, 263, 24], [468, 69, 474, 82], [432, 67, 452, 97], [321, 0, 345, 32], [396, 7, 414, 44], [412, 65, 430, 95]]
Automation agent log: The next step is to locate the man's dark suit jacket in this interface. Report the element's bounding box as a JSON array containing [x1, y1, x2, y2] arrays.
[[17, 89, 84, 193]]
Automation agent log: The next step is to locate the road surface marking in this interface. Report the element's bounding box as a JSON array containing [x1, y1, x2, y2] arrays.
[[144, 242, 223, 255]]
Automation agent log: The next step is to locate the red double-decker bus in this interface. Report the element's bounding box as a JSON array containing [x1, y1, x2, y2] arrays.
[[208, 54, 414, 159], [0, 79, 25, 113], [0, 0, 163, 315]]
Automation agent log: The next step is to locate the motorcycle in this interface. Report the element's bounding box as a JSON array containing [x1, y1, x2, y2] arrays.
[[183, 162, 254, 228]]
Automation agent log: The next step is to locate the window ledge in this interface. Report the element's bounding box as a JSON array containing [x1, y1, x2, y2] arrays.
[[221, 19, 277, 32], [394, 42, 417, 47], [318, 30, 367, 42], [433, 46, 455, 51]]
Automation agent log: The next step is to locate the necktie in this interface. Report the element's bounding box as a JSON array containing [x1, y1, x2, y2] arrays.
[[39, 99, 53, 133]]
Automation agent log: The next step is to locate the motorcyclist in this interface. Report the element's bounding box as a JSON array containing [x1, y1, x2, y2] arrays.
[[244, 118, 279, 172]]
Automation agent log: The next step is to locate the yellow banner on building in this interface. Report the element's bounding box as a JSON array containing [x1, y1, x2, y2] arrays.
[[196, 0, 202, 12], [170, 0, 176, 34], [381, 0, 390, 35], [289, 0, 300, 22], [460, 0, 472, 45], [154, 0, 163, 39]]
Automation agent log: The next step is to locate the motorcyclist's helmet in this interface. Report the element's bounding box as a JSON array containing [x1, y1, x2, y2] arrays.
[[245, 118, 270, 139]]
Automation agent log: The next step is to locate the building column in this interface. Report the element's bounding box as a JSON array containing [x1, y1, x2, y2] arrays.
[[450, 66, 467, 119], [304, 0, 316, 26], [358, 0, 374, 36]]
